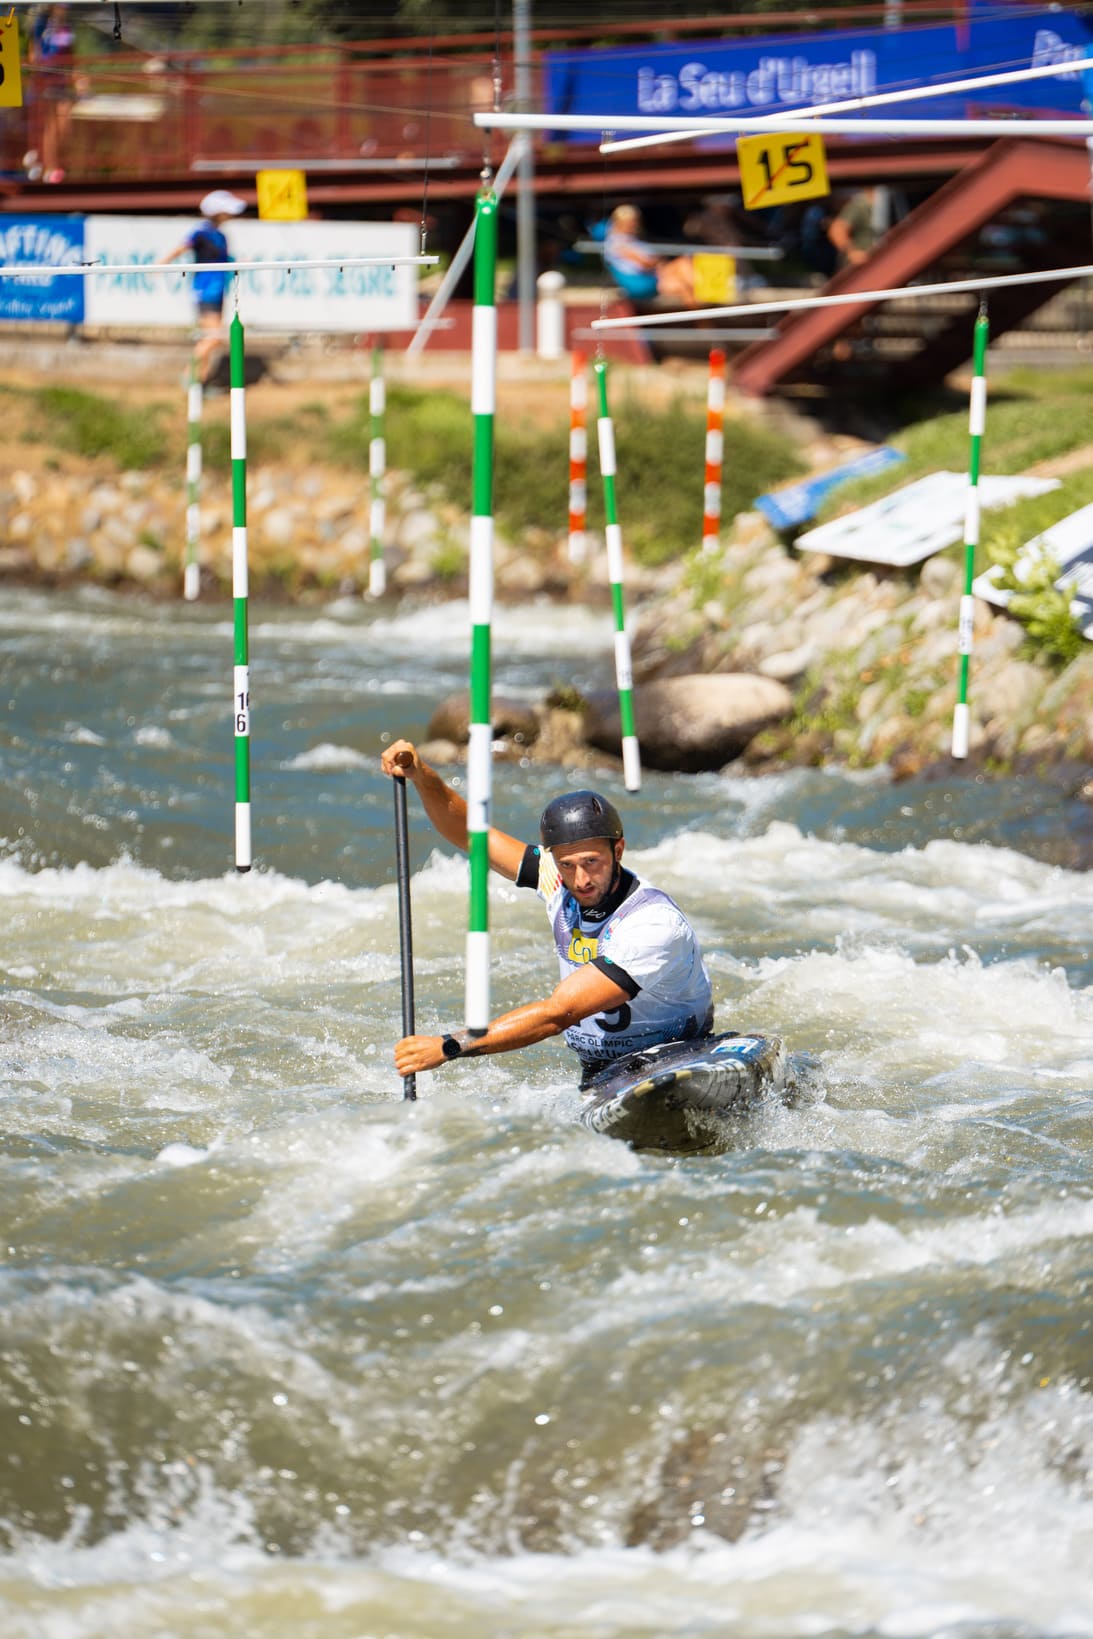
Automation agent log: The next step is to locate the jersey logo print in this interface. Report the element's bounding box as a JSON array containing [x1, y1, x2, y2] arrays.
[[567, 930, 598, 965]]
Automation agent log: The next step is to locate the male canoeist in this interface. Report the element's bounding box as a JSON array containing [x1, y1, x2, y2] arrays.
[[381, 740, 713, 1086]]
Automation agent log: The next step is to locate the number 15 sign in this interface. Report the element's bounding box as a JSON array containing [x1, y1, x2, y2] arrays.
[[737, 131, 829, 211]]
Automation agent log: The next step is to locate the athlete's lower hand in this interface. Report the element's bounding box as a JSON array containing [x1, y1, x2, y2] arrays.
[[395, 1034, 445, 1075]]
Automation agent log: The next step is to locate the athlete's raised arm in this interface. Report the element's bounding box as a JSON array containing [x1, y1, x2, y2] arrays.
[[380, 738, 526, 881]]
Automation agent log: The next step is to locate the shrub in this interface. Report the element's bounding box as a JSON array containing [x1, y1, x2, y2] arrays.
[[326, 383, 804, 570], [817, 377, 1093, 520], [980, 473, 1093, 667], [24, 385, 170, 468]]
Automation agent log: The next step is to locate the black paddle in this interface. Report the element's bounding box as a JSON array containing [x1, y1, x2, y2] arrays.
[[392, 772, 417, 1101]]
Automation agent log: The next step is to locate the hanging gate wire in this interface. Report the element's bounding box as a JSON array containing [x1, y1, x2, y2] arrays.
[[419, 31, 434, 256]]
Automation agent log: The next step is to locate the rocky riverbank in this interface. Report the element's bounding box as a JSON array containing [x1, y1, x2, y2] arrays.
[[414, 505, 1093, 790], [0, 458, 478, 601], [627, 513, 1093, 781], [3, 375, 1092, 788]]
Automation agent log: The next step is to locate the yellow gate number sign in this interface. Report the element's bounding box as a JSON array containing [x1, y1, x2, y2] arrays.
[[693, 254, 736, 306], [0, 14, 24, 110], [738, 131, 829, 212], [256, 169, 308, 222]]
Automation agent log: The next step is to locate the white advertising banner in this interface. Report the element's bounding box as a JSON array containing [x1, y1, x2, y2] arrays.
[[82, 217, 418, 332], [972, 501, 1093, 640], [795, 470, 1059, 568]]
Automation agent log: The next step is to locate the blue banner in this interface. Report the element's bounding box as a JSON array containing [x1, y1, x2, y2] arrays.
[[755, 447, 905, 531], [544, 8, 1093, 137], [0, 216, 85, 323]]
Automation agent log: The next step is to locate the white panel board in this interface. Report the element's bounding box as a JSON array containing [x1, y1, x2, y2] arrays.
[[83, 217, 418, 332], [972, 500, 1093, 640], [795, 470, 1060, 568]]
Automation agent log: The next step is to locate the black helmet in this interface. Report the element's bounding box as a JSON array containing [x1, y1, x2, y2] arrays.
[[539, 790, 624, 849]]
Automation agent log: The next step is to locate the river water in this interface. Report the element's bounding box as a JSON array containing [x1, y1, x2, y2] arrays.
[[1, 586, 1091, 1639]]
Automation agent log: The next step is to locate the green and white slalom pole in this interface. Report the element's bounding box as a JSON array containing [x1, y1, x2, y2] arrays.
[[466, 187, 498, 1036], [594, 358, 641, 792], [952, 300, 989, 760], [368, 340, 386, 598], [183, 352, 202, 601], [230, 306, 252, 871]]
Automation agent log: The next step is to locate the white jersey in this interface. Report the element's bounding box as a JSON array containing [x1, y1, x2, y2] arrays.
[[519, 847, 713, 1068]]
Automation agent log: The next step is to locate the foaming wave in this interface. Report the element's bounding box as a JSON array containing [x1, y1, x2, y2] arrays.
[[132, 725, 174, 749], [594, 1191, 1093, 1319], [0, 854, 387, 918], [0, 587, 197, 640], [282, 743, 370, 772], [713, 764, 891, 837], [243, 597, 611, 660], [749, 944, 1093, 1080], [365, 598, 613, 658], [0, 856, 405, 1015], [762, 1377, 1093, 1635], [2, 1434, 1087, 1639], [633, 824, 1093, 961]]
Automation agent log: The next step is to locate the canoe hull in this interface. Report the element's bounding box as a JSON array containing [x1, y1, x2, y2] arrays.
[[579, 1032, 787, 1151]]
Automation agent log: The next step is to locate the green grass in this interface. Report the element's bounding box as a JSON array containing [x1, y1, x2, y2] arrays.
[[817, 371, 1093, 520], [323, 383, 804, 567], [797, 368, 1093, 668], [325, 384, 465, 490], [6, 364, 1086, 669], [8, 383, 172, 469], [606, 389, 804, 565], [200, 403, 332, 473], [980, 467, 1093, 559], [5, 381, 340, 477], [993, 364, 1093, 398], [979, 469, 1093, 666]]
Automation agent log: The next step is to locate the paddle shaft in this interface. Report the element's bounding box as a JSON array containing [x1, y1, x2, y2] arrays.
[[393, 774, 417, 1101]]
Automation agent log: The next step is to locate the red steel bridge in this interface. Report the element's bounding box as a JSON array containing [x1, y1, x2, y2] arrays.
[[1, 7, 1089, 389], [0, 6, 1052, 215]]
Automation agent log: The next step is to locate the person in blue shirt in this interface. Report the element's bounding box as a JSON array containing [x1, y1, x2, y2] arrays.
[[159, 190, 247, 385], [603, 205, 694, 304], [28, 4, 78, 183]]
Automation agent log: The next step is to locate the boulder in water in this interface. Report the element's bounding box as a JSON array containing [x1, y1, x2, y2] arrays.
[[427, 692, 541, 748], [582, 673, 793, 772]]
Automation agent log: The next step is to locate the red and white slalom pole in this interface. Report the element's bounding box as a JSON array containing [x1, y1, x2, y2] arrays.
[[568, 350, 588, 564], [702, 347, 726, 554]]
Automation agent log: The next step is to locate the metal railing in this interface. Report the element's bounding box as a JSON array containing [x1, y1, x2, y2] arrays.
[[2, 4, 980, 189]]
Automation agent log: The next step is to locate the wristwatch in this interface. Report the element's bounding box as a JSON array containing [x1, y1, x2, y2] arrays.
[[441, 1034, 463, 1060]]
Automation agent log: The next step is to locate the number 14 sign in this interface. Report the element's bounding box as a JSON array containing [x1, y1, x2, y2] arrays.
[[737, 131, 829, 211]]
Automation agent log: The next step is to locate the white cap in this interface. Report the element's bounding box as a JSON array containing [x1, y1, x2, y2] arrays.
[[200, 190, 246, 219]]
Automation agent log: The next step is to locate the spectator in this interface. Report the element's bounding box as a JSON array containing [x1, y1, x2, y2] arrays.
[[684, 191, 770, 291], [604, 205, 694, 304], [158, 190, 247, 386], [29, 4, 76, 183], [799, 200, 839, 279], [827, 186, 880, 270]]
